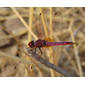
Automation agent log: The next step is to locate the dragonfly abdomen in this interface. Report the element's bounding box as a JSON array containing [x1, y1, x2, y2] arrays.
[[46, 42, 75, 46]]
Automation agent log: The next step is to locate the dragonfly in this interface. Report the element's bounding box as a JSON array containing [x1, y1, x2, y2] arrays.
[[28, 39, 76, 53]]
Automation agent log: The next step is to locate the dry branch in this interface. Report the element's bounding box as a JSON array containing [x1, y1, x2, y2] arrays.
[[26, 48, 76, 77]]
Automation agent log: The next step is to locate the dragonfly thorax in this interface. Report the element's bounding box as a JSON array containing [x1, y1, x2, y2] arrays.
[[34, 39, 46, 47]]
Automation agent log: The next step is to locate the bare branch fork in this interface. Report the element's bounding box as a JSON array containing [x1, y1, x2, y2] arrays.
[[26, 48, 76, 77]]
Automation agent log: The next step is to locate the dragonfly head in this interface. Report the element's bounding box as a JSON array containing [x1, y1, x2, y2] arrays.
[[28, 41, 34, 48]]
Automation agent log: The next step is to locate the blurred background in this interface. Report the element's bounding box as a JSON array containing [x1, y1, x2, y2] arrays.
[[0, 7, 85, 77]]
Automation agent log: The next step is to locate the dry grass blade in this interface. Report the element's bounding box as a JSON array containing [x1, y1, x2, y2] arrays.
[[0, 51, 20, 61], [49, 7, 56, 76], [39, 8, 48, 37], [69, 20, 83, 77], [10, 7, 38, 40], [0, 28, 28, 40], [28, 7, 34, 42], [49, 7, 53, 37], [0, 7, 84, 77]]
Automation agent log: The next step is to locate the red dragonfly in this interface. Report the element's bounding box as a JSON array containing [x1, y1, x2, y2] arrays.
[[28, 39, 76, 53]]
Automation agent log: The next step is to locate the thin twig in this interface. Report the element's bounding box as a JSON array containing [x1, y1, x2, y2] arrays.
[[26, 48, 76, 77]]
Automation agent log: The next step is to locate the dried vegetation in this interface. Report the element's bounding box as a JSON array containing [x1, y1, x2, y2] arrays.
[[0, 7, 85, 77]]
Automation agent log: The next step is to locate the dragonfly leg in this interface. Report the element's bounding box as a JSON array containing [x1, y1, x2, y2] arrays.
[[34, 48, 36, 53], [38, 47, 42, 54], [30, 48, 37, 53]]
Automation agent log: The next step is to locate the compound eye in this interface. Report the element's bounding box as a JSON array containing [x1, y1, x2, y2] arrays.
[[28, 41, 34, 48]]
